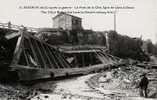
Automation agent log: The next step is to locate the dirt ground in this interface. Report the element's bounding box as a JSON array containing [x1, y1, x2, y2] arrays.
[[31, 66, 157, 100]]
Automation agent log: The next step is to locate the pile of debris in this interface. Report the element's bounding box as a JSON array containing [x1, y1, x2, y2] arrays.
[[0, 83, 38, 100], [86, 65, 157, 99], [111, 65, 157, 98], [111, 65, 148, 88]]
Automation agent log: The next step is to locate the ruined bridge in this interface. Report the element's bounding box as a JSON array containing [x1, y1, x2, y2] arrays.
[[0, 24, 120, 81]]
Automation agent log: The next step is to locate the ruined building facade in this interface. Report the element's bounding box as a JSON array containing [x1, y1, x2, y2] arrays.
[[53, 12, 82, 30]]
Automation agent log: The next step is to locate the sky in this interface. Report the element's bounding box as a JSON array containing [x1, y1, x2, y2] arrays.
[[0, 0, 157, 43]]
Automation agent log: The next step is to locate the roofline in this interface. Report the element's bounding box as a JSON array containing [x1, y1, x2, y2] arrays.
[[53, 12, 82, 20]]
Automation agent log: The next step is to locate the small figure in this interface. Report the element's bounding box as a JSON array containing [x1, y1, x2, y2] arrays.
[[8, 21, 11, 28], [139, 73, 149, 98]]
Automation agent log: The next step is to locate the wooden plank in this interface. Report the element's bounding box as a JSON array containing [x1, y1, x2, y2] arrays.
[[53, 48, 69, 68], [49, 48, 64, 68], [55, 49, 71, 68], [11, 30, 24, 65], [33, 40, 47, 68], [23, 47, 31, 66], [46, 46, 60, 69], [27, 37, 40, 68], [40, 43, 53, 68], [44, 45, 57, 68]]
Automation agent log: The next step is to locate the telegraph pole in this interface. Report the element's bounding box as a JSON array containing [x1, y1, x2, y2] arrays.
[[114, 11, 116, 31]]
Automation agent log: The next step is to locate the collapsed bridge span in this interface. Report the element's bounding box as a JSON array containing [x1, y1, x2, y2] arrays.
[[0, 27, 120, 81]]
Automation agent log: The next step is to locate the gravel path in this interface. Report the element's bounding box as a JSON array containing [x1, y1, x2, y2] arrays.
[[31, 73, 106, 100], [31, 68, 157, 100]]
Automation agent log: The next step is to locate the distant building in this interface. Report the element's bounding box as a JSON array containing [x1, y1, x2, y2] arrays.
[[53, 12, 82, 30]]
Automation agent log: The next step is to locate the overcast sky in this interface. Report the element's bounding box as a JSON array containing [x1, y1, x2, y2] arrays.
[[0, 0, 157, 43]]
